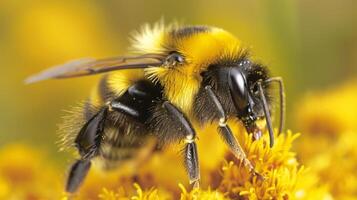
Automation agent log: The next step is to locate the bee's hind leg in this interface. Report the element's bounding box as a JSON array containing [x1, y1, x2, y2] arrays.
[[66, 107, 108, 193], [162, 101, 200, 188], [66, 159, 91, 193]]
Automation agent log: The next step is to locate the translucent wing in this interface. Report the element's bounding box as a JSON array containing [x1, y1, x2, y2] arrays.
[[25, 54, 165, 84]]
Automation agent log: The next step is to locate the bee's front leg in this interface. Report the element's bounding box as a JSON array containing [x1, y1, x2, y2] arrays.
[[162, 101, 200, 188], [204, 86, 263, 180]]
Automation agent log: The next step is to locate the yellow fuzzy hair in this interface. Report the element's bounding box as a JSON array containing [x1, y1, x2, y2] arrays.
[[131, 23, 244, 114], [107, 69, 145, 97]]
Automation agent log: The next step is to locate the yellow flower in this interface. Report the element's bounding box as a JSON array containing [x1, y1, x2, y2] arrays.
[[295, 80, 357, 136], [218, 128, 331, 200], [0, 144, 63, 200], [179, 184, 227, 200], [98, 188, 127, 200], [294, 80, 357, 199]]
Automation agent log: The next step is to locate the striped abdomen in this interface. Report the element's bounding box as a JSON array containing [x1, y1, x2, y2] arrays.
[[83, 74, 163, 169]]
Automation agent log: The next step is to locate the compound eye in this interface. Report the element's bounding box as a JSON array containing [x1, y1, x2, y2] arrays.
[[228, 68, 249, 112], [164, 52, 184, 67]]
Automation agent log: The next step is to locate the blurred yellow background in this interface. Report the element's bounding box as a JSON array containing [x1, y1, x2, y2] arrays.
[[1, 0, 357, 199]]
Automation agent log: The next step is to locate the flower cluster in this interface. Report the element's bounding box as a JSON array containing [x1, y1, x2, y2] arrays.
[[294, 80, 357, 199], [0, 144, 63, 200]]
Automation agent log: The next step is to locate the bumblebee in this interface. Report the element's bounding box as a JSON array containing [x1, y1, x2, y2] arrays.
[[26, 23, 285, 193]]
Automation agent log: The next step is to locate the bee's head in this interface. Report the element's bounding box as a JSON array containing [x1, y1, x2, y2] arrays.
[[227, 59, 271, 140], [202, 57, 276, 146]]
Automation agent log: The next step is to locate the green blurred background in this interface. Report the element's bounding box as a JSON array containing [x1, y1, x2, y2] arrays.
[[1, 0, 356, 164]]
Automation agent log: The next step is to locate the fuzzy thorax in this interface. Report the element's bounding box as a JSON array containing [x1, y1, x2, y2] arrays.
[[132, 23, 244, 114]]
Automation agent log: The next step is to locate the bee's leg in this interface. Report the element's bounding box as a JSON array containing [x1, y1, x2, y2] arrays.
[[162, 101, 200, 188], [66, 107, 108, 193], [66, 159, 91, 193], [205, 86, 263, 179], [264, 77, 285, 135]]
